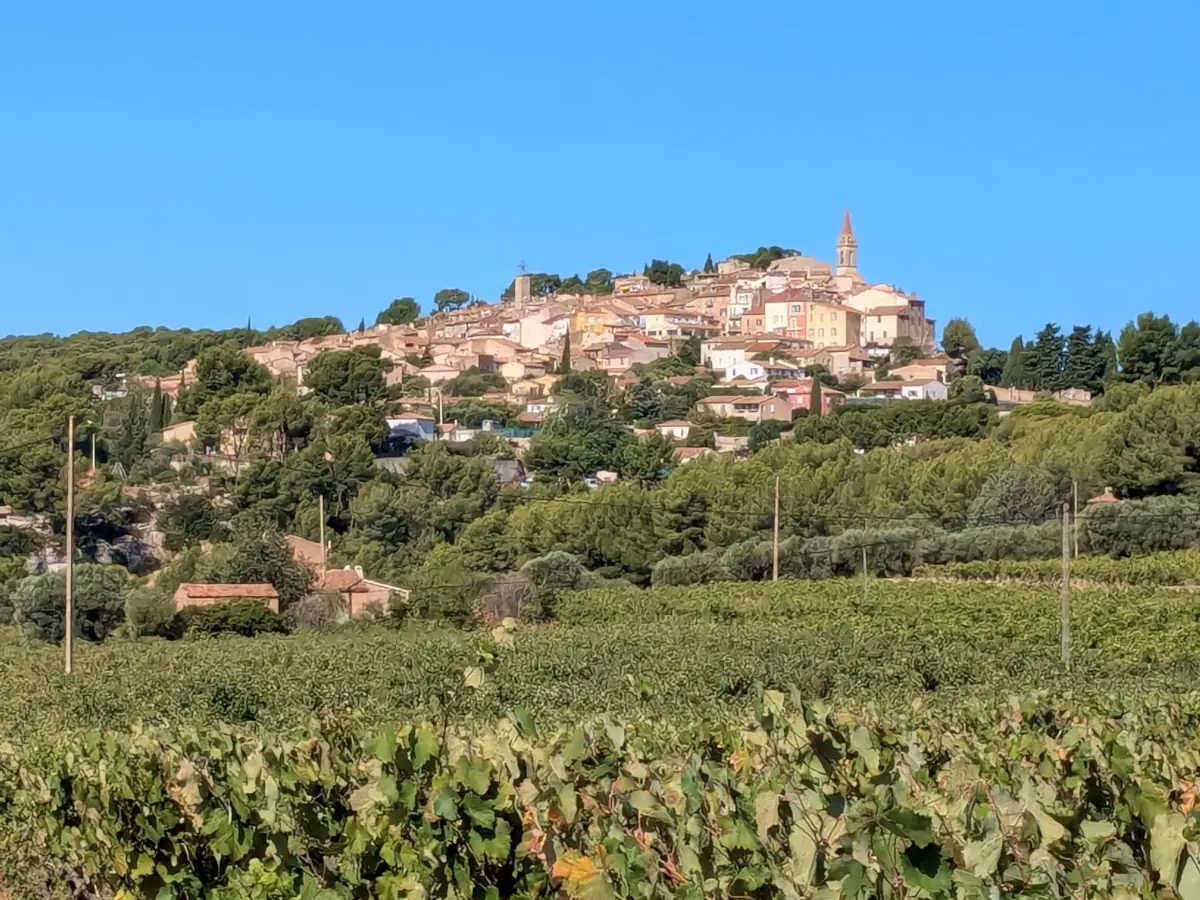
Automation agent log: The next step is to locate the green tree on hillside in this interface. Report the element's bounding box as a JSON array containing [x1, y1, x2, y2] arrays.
[[643, 259, 685, 287], [304, 346, 389, 406], [1029, 324, 1066, 391], [1000, 336, 1028, 388], [178, 343, 272, 414], [434, 288, 471, 313], [941, 318, 981, 356], [559, 269, 615, 295], [1117, 312, 1179, 383], [266, 317, 344, 340], [375, 297, 421, 326], [560, 333, 571, 374], [620, 433, 676, 486], [1063, 325, 1105, 393]]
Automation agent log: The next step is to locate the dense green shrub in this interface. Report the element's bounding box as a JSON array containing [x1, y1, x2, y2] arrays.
[[124, 586, 176, 637], [965, 466, 1059, 528], [0, 525, 38, 558], [1080, 494, 1200, 557], [650, 550, 728, 586], [174, 599, 289, 638], [919, 549, 1200, 585], [518, 551, 593, 618], [12, 565, 129, 643], [920, 522, 1063, 564], [720, 538, 773, 581]]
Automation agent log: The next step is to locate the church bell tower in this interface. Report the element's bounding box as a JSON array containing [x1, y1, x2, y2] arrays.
[[835, 208, 857, 277]]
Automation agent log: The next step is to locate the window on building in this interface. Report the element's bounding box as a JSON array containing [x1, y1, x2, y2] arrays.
[[883, 330, 888, 338], [791, 304, 802, 313], [831, 328, 837, 336], [818, 328, 824, 337]]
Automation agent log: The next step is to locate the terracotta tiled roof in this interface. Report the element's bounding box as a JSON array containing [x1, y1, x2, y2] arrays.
[[286, 534, 323, 566], [657, 419, 691, 428], [323, 569, 367, 592], [176, 583, 278, 599]]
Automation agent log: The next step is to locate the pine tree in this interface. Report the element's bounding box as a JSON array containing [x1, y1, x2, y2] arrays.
[[149, 380, 165, 432], [703, 252, 715, 274], [1029, 324, 1066, 391], [560, 333, 572, 373], [1000, 336, 1027, 387], [1063, 325, 1104, 392]]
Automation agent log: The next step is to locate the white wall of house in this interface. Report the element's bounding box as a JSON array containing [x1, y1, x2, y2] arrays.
[[655, 423, 691, 440], [901, 380, 948, 401]]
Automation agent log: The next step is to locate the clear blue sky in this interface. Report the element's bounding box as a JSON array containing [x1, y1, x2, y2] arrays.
[[2, 1, 1197, 348]]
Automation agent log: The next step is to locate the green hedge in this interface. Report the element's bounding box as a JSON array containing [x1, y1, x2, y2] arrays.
[[10, 694, 1200, 898], [1079, 494, 1200, 557], [918, 549, 1200, 585], [648, 495, 1200, 586]]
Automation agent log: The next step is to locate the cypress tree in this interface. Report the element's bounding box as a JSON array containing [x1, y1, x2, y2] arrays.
[[149, 380, 164, 432], [560, 333, 572, 373], [810, 375, 822, 417], [357, 317, 366, 332], [703, 252, 715, 274], [1095, 330, 1118, 382], [1000, 336, 1027, 388]]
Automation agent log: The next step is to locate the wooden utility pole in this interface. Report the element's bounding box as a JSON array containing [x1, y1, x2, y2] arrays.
[[772, 476, 780, 582], [90, 433, 96, 471], [318, 494, 327, 586], [1060, 501, 1071, 668], [1072, 480, 1079, 558], [65, 415, 75, 676]]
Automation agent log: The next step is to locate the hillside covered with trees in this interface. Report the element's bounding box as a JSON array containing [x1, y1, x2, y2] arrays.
[[1, 308, 1200, 636]]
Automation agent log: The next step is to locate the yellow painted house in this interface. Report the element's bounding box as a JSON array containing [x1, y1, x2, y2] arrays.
[[806, 301, 862, 350]]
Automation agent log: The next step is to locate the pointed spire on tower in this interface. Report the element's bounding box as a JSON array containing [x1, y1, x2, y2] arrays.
[[836, 208, 858, 280]]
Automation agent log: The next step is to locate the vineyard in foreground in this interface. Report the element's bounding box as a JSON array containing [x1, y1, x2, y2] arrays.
[[7, 579, 1200, 897], [3, 581, 1200, 742], [8, 692, 1200, 898]]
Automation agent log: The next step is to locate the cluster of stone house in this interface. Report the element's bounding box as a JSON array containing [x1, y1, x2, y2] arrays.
[[149, 210, 1096, 473], [142, 211, 933, 404]]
